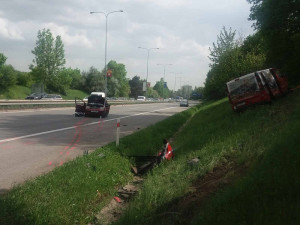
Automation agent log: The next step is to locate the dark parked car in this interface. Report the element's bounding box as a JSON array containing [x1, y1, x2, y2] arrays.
[[25, 93, 46, 100]]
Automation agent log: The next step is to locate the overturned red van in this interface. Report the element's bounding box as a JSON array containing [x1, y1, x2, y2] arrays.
[[226, 68, 288, 111]]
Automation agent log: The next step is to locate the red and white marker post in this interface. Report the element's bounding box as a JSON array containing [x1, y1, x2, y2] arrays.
[[116, 118, 120, 147]]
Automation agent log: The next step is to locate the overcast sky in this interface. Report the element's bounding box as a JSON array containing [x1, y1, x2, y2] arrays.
[[0, 0, 254, 90]]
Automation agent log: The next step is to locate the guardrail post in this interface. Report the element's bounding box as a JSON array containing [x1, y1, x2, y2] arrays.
[[116, 118, 120, 147]]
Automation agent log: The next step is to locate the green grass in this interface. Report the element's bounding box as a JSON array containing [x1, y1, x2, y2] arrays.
[[114, 90, 300, 225], [117, 104, 201, 156], [62, 89, 88, 100], [0, 85, 88, 100], [1, 90, 299, 225], [0, 85, 31, 99], [0, 104, 197, 225], [192, 122, 300, 225], [0, 148, 133, 225]]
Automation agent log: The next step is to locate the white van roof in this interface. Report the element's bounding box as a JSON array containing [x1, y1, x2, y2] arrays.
[[91, 92, 105, 97]]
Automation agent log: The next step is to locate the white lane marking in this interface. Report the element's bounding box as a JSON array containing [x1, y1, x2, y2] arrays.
[[0, 103, 167, 114], [0, 106, 177, 143]]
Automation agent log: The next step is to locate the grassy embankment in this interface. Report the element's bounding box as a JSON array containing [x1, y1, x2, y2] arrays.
[[0, 85, 88, 100], [0, 85, 31, 99], [0, 90, 299, 225], [0, 86, 88, 110], [115, 90, 300, 225], [0, 103, 199, 225]]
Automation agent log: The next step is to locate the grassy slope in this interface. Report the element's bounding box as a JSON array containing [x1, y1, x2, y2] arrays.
[[191, 95, 300, 225], [115, 90, 300, 225], [62, 89, 88, 100], [0, 85, 88, 100], [0, 90, 299, 225], [0, 85, 31, 99], [0, 104, 198, 225]]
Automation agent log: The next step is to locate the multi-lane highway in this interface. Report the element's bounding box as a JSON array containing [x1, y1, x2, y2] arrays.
[[0, 102, 192, 190]]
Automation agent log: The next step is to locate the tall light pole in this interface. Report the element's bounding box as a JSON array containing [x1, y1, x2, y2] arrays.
[[138, 47, 159, 95], [157, 63, 172, 98], [177, 77, 183, 96], [90, 10, 123, 96], [170, 72, 182, 91]]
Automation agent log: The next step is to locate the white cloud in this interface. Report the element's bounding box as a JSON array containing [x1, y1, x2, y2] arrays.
[[0, 0, 254, 88], [44, 23, 93, 48], [0, 17, 24, 40]]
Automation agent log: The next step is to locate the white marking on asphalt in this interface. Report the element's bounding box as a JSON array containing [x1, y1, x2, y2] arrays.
[[0, 106, 176, 143], [0, 103, 163, 114]]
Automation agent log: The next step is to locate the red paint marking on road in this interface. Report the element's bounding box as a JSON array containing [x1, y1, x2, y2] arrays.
[[65, 117, 87, 150], [46, 117, 88, 167], [24, 141, 35, 145]]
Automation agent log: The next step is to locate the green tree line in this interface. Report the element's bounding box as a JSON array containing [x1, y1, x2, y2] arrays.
[[1, 28, 187, 99], [203, 0, 299, 99]]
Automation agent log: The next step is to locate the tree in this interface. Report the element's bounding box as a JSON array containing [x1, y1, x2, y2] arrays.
[[0, 64, 17, 93], [0, 53, 17, 92], [208, 27, 237, 65], [30, 29, 66, 92], [64, 68, 82, 90], [16, 71, 32, 87], [106, 60, 130, 97], [46, 68, 72, 95], [0, 53, 7, 68], [129, 75, 144, 99], [82, 67, 104, 93], [204, 26, 266, 100], [191, 87, 204, 100], [146, 87, 160, 98], [153, 78, 170, 98], [247, 0, 300, 83]]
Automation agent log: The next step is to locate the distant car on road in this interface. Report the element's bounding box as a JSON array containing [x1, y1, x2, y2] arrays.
[[41, 94, 63, 100], [137, 96, 146, 101], [180, 99, 189, 107], [25, 93, 47, 100]]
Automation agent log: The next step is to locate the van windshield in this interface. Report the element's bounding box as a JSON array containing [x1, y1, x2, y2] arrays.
[[227, 73, 259, 98]]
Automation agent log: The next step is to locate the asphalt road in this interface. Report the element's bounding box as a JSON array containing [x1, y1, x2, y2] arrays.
[[0, 102, 192, 190]]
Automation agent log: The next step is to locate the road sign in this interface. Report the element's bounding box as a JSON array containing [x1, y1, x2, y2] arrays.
[[107, 69, 112, 77]]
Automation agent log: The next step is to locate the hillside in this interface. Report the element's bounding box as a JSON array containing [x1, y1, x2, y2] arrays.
[[0, 85, 88, 100], [115, 90, 300, 225], [0, 90, 299, 225]]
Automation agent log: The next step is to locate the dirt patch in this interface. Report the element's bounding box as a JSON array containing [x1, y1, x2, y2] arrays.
[[153, 161, 248, 224], [94, 176, 144, 225]]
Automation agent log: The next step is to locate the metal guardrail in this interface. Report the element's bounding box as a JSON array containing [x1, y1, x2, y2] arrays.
[[0, 99, 150, 106], [0, 100, 74, 106]]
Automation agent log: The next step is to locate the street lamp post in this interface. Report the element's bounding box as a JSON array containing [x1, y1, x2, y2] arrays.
[[90, 10, 123, 96], [157, 63, 172, 98], [138, 47, 159, 95]]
